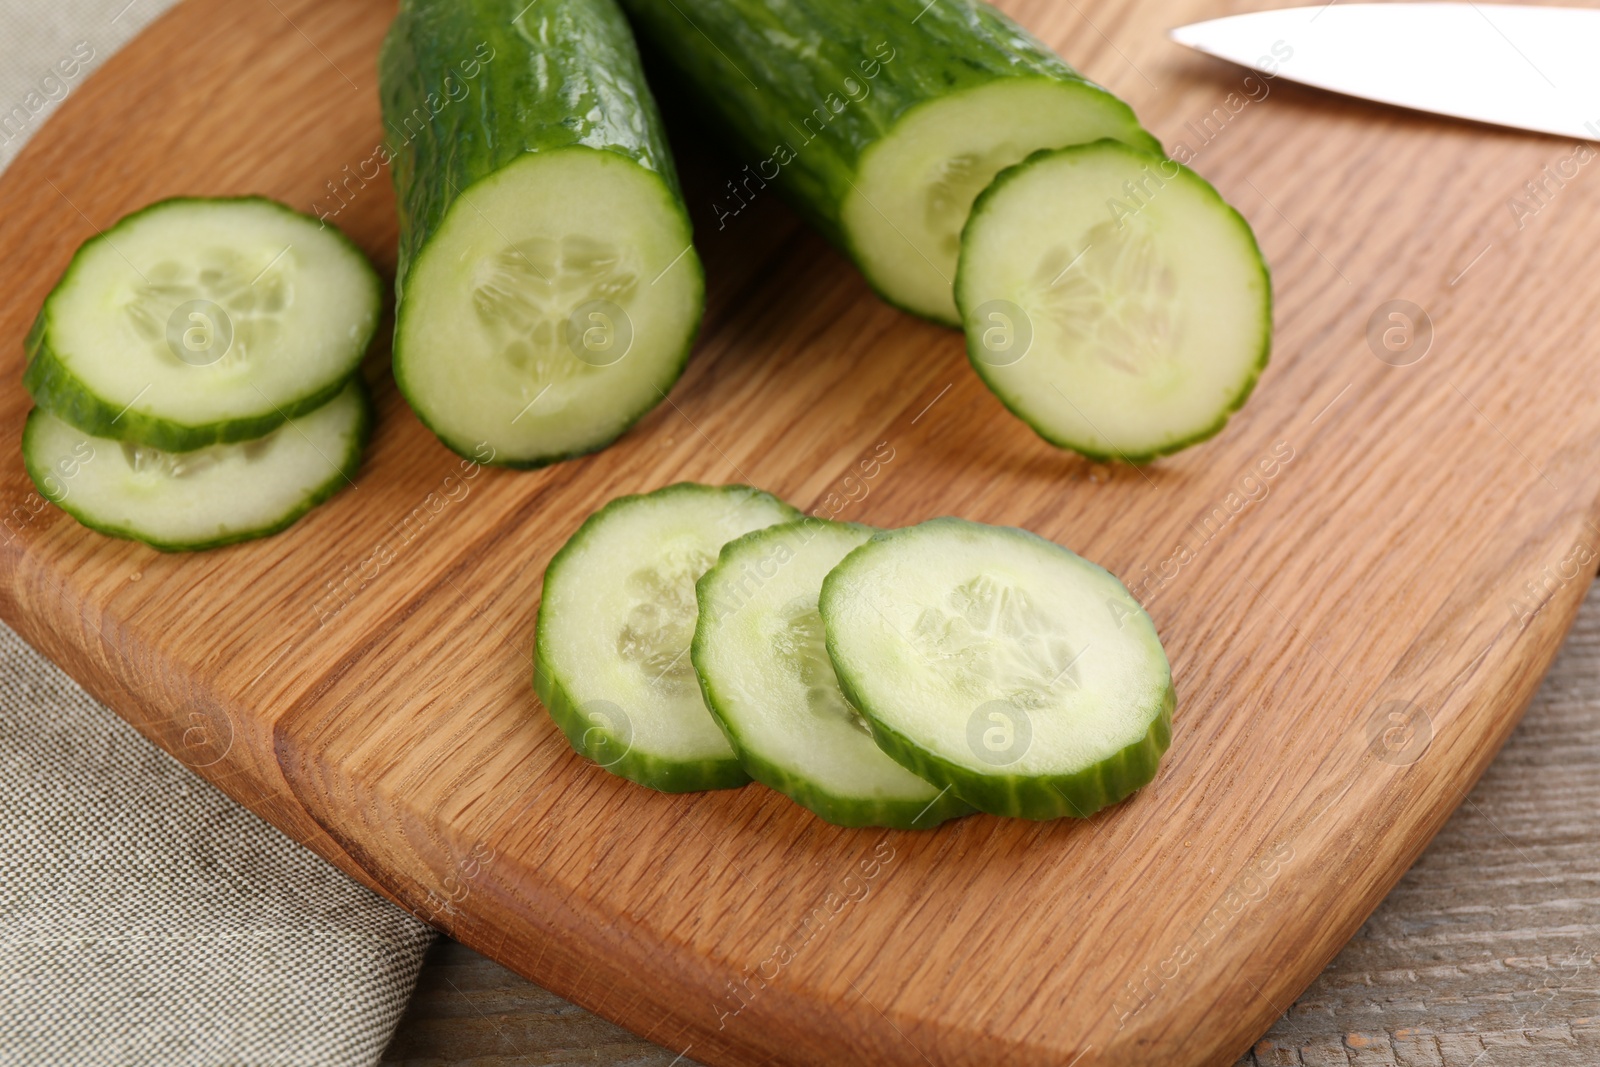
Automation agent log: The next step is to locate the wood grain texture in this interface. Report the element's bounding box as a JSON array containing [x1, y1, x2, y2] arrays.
[[1237, 579, 1600, 1067], [3, 0, 1600, 1065], [379, 582, 1600, 1067]]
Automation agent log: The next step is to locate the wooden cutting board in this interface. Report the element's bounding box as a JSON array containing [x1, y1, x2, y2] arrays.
[[4, 0, 1598, 1063]]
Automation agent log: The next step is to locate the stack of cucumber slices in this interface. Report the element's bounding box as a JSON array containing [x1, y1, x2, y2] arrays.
[[21, 197, 379, 551], [535, 484, 1174, 826]]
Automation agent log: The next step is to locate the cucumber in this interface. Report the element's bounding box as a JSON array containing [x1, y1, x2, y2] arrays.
[[617, 0, 1159, 324], [956, 141, 1271, 462], [534, 484, 801, 791], [22, 378, 370, 552], [381, 0, 704, 468], [23, 197, 380, 453], [818, 518, 1173, 820], [692, 519, 973, 828]]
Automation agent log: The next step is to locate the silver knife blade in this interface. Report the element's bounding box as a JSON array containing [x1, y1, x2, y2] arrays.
[[1170, 3, 1600, 140]]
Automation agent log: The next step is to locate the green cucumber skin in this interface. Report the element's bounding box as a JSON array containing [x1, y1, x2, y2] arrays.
[[836, 663, 1172, 820], [691, 519, 975, 829], [956, 141, 1274, 465], [22, 196, 381, 452], [381, 0, 706, 468], [617, 0, 1159, 315], [23, 378, 374, 554], [820, 519, 1175, 820], [713, 733, 973, 829], [532, 483, 803, 793], [536, 656, 751, 792]]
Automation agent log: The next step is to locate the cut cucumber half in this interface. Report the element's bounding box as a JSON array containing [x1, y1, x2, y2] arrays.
[[956, 140, 1271, 462], [693, 519, 973, 829], [23, 378, 370, 552], [534, 483, 801, 791], [819, 518, 1173, 820], [24, 197, 380, 452], [382, 0, 705, 468], [617, 0, 1159, 325]]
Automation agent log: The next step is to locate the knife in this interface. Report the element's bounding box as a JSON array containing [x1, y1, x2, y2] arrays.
[[1170, 3, 1600, 140]]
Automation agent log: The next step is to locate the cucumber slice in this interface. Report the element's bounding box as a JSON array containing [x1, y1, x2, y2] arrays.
[[955, 140, 1271, 462], [23, 378, 370, 552], [692, 519, 973, 829], [617, 0, 1158, 325], [534, 484, 801, 791], [818, 518, 1173, 820], [382, 0, 705, 468], [24, 197, 380, 452]]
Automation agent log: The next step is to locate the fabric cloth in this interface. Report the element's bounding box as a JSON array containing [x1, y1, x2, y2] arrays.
[[0, 618, 436, 1066], [0, 4, 437, 1065]]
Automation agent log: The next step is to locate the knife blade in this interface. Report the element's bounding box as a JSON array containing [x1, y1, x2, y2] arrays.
[[1170, 3, 1600, 140]]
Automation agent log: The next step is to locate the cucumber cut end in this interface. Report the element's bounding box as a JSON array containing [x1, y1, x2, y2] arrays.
[[396, 147, 704, 467], [23, 378, 370, 552], [819, 518, 1174, 819], [534, 483, 801, 792], [956, 140, 1272, 462], [27, 197, 380, 450], [693, 518, 973, 829], [842, 78, 1161, 325]]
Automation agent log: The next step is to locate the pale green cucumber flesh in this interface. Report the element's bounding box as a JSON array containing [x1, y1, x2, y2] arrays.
[[23, 197, 380, 451], [819, 517, 1174, 820], [393, 148, 703, 468], [23, 378, 370, 552], [956, 140, 1272, 462], [693, 519, 973, 829], [534, 483, 802, 792], [845, 78, 1162, 324]]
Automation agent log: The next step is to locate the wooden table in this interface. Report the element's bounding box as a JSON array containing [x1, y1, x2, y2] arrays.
[[381, 587, 1600, 1066]]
